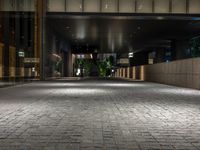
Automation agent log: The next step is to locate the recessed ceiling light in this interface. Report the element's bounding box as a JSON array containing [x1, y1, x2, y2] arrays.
[[137, 27, 141, 30]]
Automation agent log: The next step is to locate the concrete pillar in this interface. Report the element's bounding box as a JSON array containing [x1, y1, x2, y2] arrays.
[[140, 65, 146, 81], [0, 11, 3, 79], [132, 51, 148, 66], [0, 12, 3, 43], [9, 46, 16, 78], [35, 0, 46, 80], [120, 68, 122, 77], [171, 39, 190, 60], [63, 50, 73, 77], [127, 67, 130, 78], [15, 13, 20, 78], [154, 48, 166, 63], [3, 13, 9, 79], [125, 68, 127, 78], [123, 68, 125, 78], [0, 43, 3, 78], [132, 67, 136, 80]]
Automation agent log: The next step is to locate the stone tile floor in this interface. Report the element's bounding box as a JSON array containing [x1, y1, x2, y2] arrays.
[[0, 79, 200, 150]]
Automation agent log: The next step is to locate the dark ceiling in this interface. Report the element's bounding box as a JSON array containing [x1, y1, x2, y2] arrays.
[[47, 14, 200, 54]]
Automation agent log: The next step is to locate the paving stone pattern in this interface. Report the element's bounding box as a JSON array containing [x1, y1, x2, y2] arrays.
[[0, 79, 200, 150]]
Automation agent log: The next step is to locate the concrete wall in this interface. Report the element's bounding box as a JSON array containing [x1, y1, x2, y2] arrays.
[[115, 57, 200, 90]]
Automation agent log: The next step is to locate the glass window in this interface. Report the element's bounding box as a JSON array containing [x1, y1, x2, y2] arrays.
[[172, 0, 186, 13], [136, 0, 153, 13], [102, 0, 118, 12], [17, 0, 24, 11], [154, 0, 169, 13], [23, 0, 35, 12], [119, 0, 135, 13], [189, 0, 200, 13], [66, 0, 82, 12], [48, 0, 65, 12], [84, 0, 100, 12], [1, 0, 16, 11], [0, 0, 35, 12]]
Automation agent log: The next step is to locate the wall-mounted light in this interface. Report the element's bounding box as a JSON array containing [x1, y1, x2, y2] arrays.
[[157, 16, 164, 20], [128, 52, 134, 58], [18, 51, 25, 58], [90, 54, 93, 59], [32, 67, 35, 72]]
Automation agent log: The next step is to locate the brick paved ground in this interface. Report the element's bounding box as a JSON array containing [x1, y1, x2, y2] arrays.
[[0, 78, 200, 150]]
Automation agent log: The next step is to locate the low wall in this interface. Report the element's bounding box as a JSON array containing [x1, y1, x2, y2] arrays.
[[115, 57, 200, 90]]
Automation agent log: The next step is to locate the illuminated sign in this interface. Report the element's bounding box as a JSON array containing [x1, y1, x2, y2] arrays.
[[24, 58, 40, 63], [18, 51, 25, 57], [128, 52, 134, 58], [117, 58, 129, 64]]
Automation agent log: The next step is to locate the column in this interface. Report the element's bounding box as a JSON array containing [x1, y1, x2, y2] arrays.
[[3, 13, 9, 80], [171, 39, 190, 60], [132, 51, 149, 66], [0, 43, 3, 78], [0, 13, 3, 79], [9, 46, 16, 78], [154, 48, 166, 63], [35, 0, 46, 80], [15, 13, 22, 78]]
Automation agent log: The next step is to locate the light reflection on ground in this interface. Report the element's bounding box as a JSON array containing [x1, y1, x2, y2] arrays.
[[0, 79, 200, 149]]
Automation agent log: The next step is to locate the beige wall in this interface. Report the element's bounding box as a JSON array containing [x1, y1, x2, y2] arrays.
[[115, 57, 200, 90], [144, 58, 200, 89]]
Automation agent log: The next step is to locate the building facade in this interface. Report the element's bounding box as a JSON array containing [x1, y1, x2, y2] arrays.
[[0, 0, 200, 81]]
